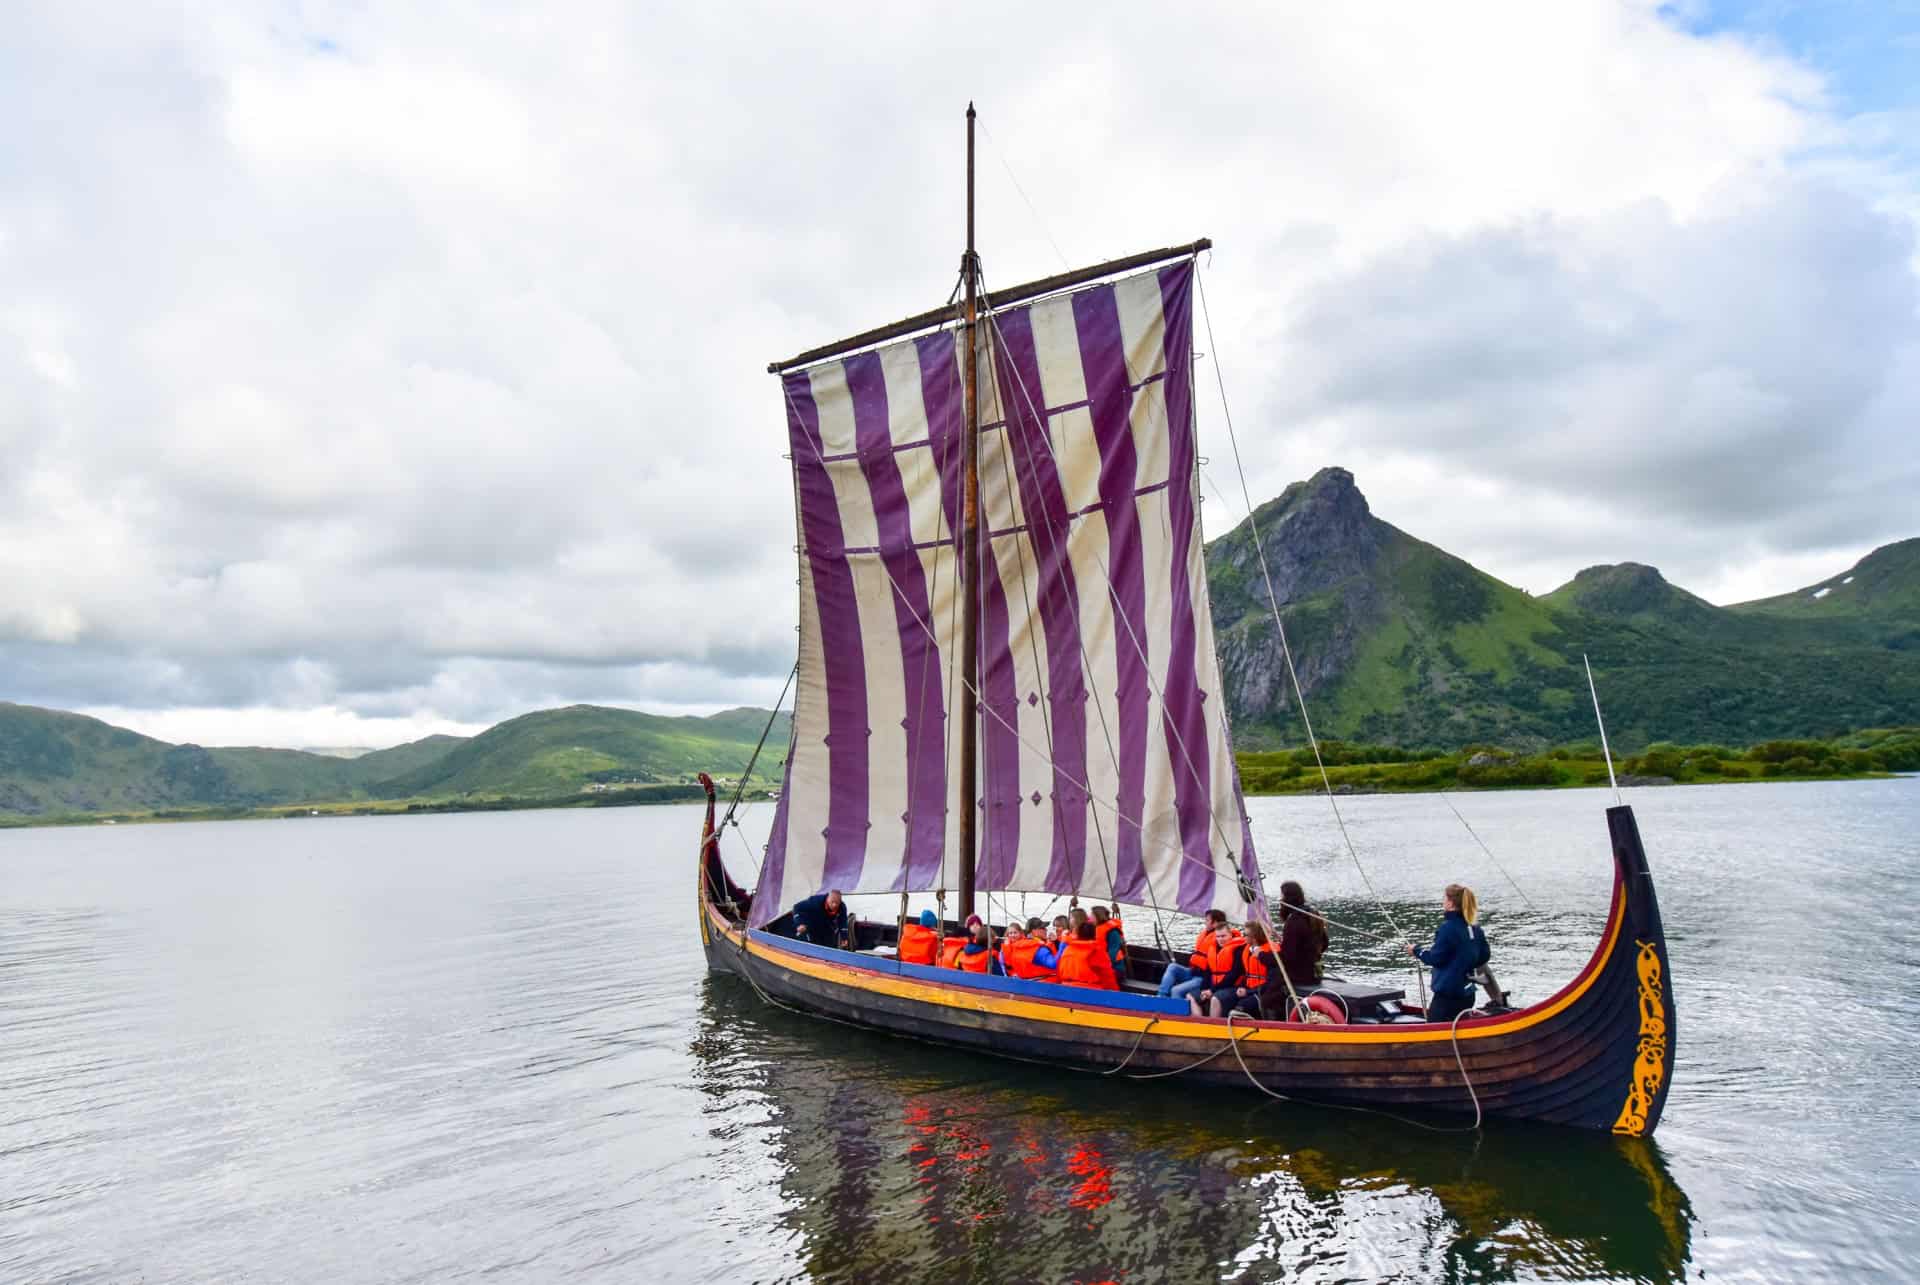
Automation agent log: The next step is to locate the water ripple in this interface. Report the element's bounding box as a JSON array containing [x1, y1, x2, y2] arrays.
[[2, 786, 1916, 1281]]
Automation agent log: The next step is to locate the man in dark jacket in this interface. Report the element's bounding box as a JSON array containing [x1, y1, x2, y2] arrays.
[[791, 889, 850, 949]]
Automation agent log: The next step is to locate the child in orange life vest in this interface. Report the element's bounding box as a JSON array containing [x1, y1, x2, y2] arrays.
[[955, 920, 999, 975], [1047, 915, 1071, 960], [940, 914, 984, 969], [898, 909, 940, 966], [1213, 921, 1287, 1018], [999, 921, 1059, 981], [1056, 921, 1120, 990]]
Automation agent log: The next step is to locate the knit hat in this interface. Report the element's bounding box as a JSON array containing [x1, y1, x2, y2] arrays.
[[918, 909, 938, 929], [965, 914, 984, 930]]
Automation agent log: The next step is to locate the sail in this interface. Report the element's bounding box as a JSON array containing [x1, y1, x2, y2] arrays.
[[753, 259, 1260, 926]]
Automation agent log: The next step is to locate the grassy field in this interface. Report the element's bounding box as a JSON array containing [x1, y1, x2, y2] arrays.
[[1236, 728, 1920, 795]]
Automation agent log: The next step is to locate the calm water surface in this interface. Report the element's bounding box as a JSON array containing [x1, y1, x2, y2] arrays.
[[3, 780, 1916, 1282]]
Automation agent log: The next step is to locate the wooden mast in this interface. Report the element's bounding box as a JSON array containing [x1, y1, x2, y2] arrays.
[[957, 103, 980, 921]]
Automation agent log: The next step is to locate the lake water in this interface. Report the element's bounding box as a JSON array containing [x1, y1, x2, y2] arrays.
[[3, 779, 1916, 1282]]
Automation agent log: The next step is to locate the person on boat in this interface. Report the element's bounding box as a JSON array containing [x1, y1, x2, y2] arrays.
[[898, 909, 940, 966], [1188, 921, 1247, 1017], [1213, 921, 1287, 1018], [1056, 921, 1119, 990], [791, 890, 850, 949], [1157, 908, 1228, 1000], [939, 916, 979, 970], [1048, 915, 1072, 958], [1090, 905, 1127, 980], [955, 920, 999, 975], [1277, 880, 1329, 989], [999, 922, 1058, 980], [1408, 883, 1488, 1024]]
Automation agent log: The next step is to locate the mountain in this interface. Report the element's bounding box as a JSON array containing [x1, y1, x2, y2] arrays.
[[1206, 468, 1920, 747], [367, 705, 791, 800], [0, 703, 376, 817], [1727, 538, 1920, 646], [1541, 563, 1723, 633], [0, 704, 787, 820], [5, 476, 1912, 818]]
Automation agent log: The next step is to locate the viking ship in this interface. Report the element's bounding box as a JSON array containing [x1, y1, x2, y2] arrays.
[[698, 107, 1676, 1133]]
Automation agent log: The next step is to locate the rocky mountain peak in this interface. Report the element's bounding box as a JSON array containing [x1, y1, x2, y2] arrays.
[[1212, 465, 1383, 607]]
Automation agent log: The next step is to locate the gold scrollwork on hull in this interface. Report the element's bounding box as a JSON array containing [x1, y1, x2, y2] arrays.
[[1612, 939, 1668, 1136]]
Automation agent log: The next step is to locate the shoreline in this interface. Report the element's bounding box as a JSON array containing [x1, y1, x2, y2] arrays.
[[1240, 769, 1902, 798], [0, 786, 777, 831], [4, 769, 1904, 831]]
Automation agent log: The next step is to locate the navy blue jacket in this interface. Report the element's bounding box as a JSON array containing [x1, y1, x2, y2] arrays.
[[791, 893, 850, 947], [1417, 911, 1486, 998]]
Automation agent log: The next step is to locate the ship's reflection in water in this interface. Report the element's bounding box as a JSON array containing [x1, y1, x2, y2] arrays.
[[693, 980, 1692, 1283]]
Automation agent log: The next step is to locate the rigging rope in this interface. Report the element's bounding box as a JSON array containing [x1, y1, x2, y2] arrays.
[[719, 663, 797, 832], [978, 289, 1246, 882], [1437, 788, 1538, 911], [975, 117, 1072, 272], [976, 282, 1162, 942], [771, 275, 1443, 1011], [1193, 266, 1426, 1003], [778, 335, 1280, 932]]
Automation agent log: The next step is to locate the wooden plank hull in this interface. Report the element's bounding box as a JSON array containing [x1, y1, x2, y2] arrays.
[[698, 804, 1676, 1134]]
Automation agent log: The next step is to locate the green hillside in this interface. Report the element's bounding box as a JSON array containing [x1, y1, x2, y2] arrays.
[[1727, 538, 1920, 644], [0, 703, 788, 821], [0, 704, 369, 816], [368, 705, 792, 800], [4, 473, 1912, 820], [1207, 469, 1920, 749]]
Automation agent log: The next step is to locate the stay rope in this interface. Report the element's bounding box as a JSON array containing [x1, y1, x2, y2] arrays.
[[1193, 265, 1427, 1006], [1437, 788, 1538, 911]]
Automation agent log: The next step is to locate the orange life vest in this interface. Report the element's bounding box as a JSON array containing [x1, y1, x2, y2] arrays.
[[1001, 937, 1053, 980], [1243, 943, 1277, 988], [1056, 939, 1119, 990], [1093, 919, 1124, 956], [1201, 932, 1245, 986], [939, 936, 968, 969], [1188, 927, 1221, 970], [957, 945, 993, 973], [898, 922, 939, 966]]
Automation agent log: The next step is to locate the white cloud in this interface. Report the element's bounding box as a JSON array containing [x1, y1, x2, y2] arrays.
[[75, 704, 487, 751], [2, 1, 1915, 744]]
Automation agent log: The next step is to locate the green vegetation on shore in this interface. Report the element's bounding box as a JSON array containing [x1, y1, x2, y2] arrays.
[[1236, 728, 1920, 795]]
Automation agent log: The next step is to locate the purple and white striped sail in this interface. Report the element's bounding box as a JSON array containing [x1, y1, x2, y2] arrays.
[[752, 260, 1260, 926]]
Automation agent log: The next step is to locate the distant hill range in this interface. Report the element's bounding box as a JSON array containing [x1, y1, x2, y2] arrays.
[[0, 703, 790, 820], [1209, 467, 1919, 748], [3, 468, 1913, 819]]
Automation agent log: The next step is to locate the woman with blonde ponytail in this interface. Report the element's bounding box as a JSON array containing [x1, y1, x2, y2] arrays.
[[1407, 883, 1485, 1023]]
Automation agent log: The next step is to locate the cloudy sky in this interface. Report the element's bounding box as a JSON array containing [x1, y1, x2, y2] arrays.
[[4, 1, 1916, 748]]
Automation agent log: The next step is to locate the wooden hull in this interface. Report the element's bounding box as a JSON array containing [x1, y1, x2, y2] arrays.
[[697, 801, 1676, 1134]]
